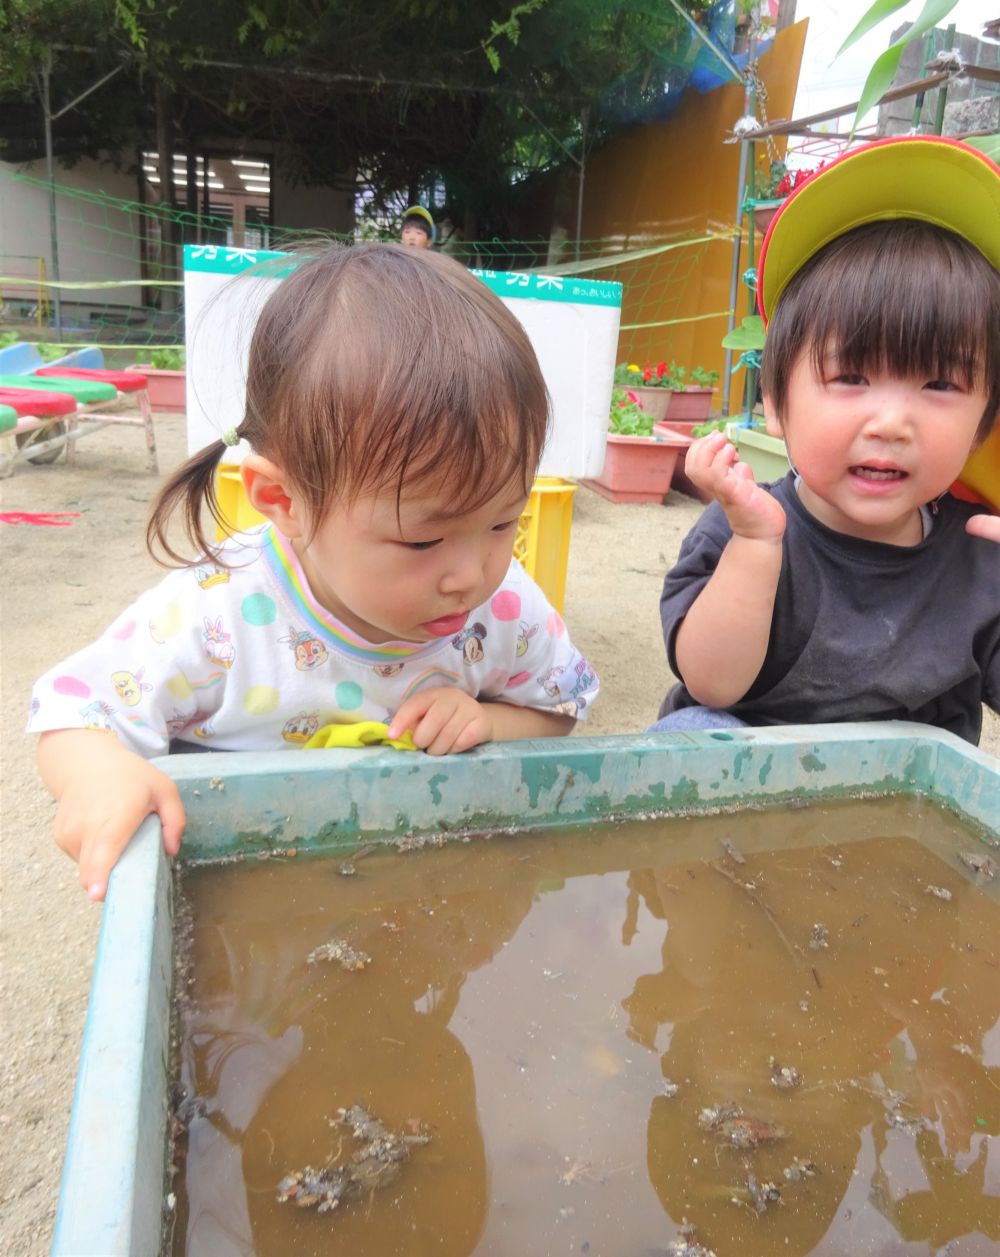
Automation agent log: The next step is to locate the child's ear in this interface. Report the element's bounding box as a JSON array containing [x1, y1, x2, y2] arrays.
[[762, 394, 784, 440], [241, 457, 304, 537]]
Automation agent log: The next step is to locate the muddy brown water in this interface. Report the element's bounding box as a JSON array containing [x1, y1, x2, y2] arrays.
[[168, 796, 1000, 1256]]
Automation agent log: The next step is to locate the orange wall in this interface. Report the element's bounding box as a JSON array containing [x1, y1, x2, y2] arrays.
[[581, 21, 808, 384]]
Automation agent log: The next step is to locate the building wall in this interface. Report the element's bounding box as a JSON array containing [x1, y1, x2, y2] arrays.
[[576, 21, 807, 397], [0, 157, 144, 311]]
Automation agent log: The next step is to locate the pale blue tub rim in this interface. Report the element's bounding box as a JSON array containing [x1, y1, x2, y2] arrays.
[[50, 722, 1000, 1256]]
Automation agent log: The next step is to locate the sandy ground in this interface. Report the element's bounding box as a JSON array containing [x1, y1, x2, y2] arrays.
[[1, 408, 997, 1254]]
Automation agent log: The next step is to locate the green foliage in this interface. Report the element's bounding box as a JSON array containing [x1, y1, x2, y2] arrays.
[[0, 331, 20, 350], [149, 346, 185, 370], [608, 387, 655, 436], [968, 133, 1000, 164], [834, 0, 960, 135], [722, 315, 766, 352], [482, 0, 548, 72], [0, 0, 695, 233], [689, 366, 719, 389], [34, 342, 69, 362], [691, 418, 727, 437]]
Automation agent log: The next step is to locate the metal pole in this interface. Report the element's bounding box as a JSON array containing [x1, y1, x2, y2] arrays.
[[722, 137, 748, 415], [575, 106, 588, 263], [41, 57, 63, 340]]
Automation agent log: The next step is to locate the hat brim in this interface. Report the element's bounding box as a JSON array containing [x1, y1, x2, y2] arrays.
[[758, 137, 1000, 324]]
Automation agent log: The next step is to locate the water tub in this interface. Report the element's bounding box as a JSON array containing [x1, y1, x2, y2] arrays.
[[51, 723, 1000, 1255]]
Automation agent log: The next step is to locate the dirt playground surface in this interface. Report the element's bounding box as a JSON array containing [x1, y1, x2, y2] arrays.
[[1, 409, 997, 1253]]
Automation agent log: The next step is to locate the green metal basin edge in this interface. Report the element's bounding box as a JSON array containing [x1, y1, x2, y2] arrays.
[[155, 723, 1000, 863]]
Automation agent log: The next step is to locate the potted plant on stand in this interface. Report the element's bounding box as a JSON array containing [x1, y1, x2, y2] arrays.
[[657, 363, 720, 424], [750, 160, 824, 236], [580, 389, 691, 505], [125, 347, 186, 412], [613, 361, 674, 422]]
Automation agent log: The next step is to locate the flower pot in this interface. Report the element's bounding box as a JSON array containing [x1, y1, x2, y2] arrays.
[[753, 201, 783, 236], [580, 430, 690, 504], [626, 386, 672, 423], [125, 365, 186, 413], [725, 421, 791, 483], [665, 388, 713, 423]]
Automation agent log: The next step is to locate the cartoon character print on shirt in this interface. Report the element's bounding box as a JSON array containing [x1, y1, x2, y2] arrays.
[[283, 712, 320, 744], [192, 719, 215, 740], [452, 622, 487, 666], [195, 564, 230, 590], [203, 616, 236, 669], [111, 667, 152, 707], [80, 699, 116, 732], [165, 708, 193, 736], [516, 621, 538, 657], [538, 659, 597, 710], [280, 625, 329, 671], [373, 662, 405, 678]]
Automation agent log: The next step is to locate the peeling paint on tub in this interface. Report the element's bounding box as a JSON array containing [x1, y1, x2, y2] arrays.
[[800, 752, 827, 773], [428, 774, 448, 805], [758, 755, 774, 786]]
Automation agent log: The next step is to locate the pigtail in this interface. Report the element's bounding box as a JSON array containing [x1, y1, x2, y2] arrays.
[[146, 438, 231, 567]]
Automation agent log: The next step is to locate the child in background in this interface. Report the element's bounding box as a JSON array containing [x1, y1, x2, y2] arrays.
[[30, 244, 598, 900], [653, 137, 1000, 742], [400, 206, 436, 249]]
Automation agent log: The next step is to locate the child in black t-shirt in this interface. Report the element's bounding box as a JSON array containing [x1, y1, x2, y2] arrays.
[[654, 137, 1000, 743]]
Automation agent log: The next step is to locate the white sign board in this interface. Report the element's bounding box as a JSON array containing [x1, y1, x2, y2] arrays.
[[183, 245, 621, 478]]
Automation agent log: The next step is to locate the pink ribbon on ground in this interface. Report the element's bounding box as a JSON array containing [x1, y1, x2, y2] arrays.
[[0, 512, 80, 526]]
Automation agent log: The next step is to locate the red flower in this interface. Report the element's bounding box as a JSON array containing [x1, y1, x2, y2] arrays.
[[656, 361, 667, 379], [643, 365, 652, 381]]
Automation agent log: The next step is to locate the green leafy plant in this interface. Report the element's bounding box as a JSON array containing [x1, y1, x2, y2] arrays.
[[0, 331, 20, 350], [689, 366, 720, 389], [722, 315, 767, 353], [691, 418, 727, 437], [836, 0, 961, 136], [149, 347, 185, 370], [34, 342, 69, 362], [608, 387, 655, 436]]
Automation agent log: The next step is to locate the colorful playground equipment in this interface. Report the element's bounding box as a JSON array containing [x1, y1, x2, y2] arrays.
[[0, 343, 157, 478]]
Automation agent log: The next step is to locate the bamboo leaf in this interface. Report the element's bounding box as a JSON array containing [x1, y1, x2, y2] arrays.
[[849, 0, 960, 135], [966, 133, 1000, 164], [835, 0, 913, 60]]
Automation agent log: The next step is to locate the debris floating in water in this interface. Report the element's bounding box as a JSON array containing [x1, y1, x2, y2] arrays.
[[746, 1171, 782, 1213], [719, 838, 745, 864], [924, 884, 954, 901], [783, 1157, 818, 1182], [698, 1103, 787, 1149], [307, 939, 371, 970], [958, 851, 997, 880], [667, 1221, 717, 1256], [276, 1104, 429, 1214], [769, 1057, 803, 1090], [809, 923, 830, 950]]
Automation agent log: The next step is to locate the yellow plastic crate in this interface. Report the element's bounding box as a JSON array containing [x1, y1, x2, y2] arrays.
[[215, 467, 576, 612], [511, 476, 576, 613]]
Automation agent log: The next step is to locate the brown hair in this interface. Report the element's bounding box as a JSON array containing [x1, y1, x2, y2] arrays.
[[761, 219, 1000, 440], [148, 243, 549, 564]]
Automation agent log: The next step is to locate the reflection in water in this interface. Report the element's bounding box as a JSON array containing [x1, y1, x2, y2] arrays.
[[171, 796, 1000, 1256]]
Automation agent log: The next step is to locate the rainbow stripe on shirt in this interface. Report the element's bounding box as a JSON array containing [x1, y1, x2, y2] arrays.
[[260, 526, 432, 664]]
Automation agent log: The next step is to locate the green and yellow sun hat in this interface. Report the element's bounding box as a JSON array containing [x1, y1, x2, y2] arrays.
[[402, 205, 437, 244], [757, 136, 1000, 325]]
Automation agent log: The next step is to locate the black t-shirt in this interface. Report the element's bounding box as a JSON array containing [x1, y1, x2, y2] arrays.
[[659, 474, 1000, 744]]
